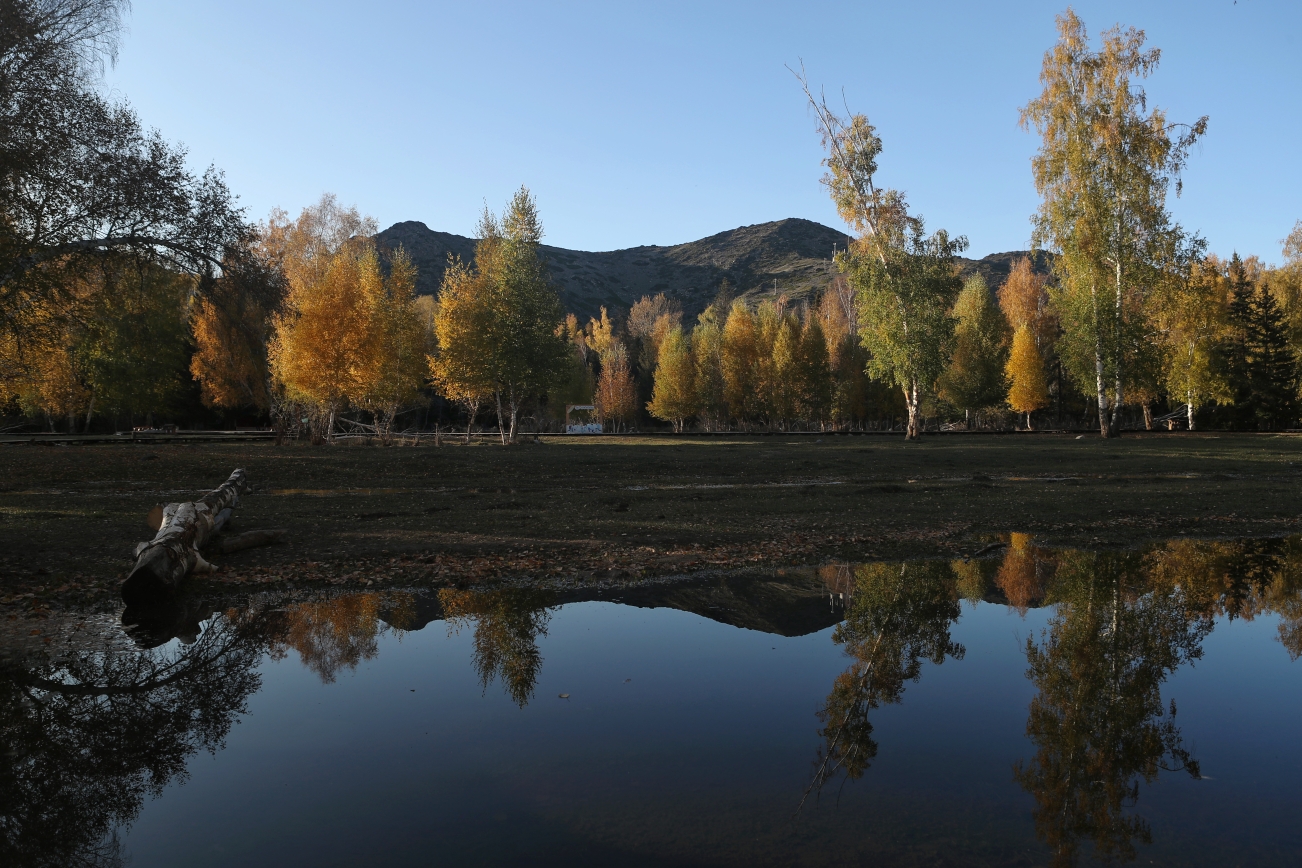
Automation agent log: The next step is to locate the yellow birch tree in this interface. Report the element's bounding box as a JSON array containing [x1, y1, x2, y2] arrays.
[[647, 326, 695, 432], [1006, 324, 1049, 429]]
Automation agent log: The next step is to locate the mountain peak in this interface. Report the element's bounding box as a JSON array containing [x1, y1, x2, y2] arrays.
[[374, 218, 1046, 319]]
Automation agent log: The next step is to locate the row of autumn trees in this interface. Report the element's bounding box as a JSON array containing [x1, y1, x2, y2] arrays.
[[701, 13, 1302, 441], [641, 241, 1302, 436], [5, 2, 1302, 439]]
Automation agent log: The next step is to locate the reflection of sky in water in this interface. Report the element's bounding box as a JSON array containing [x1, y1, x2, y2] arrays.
[[114, 597, 1302, 867]]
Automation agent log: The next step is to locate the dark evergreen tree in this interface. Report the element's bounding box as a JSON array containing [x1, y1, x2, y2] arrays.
[[1224, 254, 1256, 425], [1224, 254, 1299, 429], [1247, 282, 1299, 429]]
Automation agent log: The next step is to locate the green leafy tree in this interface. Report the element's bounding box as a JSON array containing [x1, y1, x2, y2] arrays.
[[77, 260, 192, 423], [795, 67, 967, 438], [1016, 551, 1209, 867], [647, 325, 696, 432], [1149, 254, 1232, 430], [1022, 10, 1207, 437], [793, 316, 833, 426], [841, 227, 967, 438], [938, 275, 1010, 422], [803, 561, 963, 806], [474, 189, 569, 442]]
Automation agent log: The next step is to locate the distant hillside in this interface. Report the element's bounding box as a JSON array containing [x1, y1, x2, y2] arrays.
[[375, 218, 1050, 320]]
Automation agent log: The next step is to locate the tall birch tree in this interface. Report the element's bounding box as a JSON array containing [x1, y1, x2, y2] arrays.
[[1021, 10, 1206, 436], [795, 66, 967, 439]]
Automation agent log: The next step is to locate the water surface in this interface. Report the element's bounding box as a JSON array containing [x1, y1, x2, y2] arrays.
[[5, 537, 1302, 866]]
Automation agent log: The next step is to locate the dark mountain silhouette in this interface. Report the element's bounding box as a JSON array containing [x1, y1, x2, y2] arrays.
[[375, 217, 1051, 319]]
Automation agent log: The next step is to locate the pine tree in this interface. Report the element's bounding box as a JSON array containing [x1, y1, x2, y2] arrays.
[[1225, 254, 1300, 429], [647, 326, 695, 432], [1248, 282, 1299, 429], [483, 189, 569, 442], [1006, 324, 1049, 429]]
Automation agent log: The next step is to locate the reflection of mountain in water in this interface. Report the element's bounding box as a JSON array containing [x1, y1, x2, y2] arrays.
[[380, 570, 845, 638]]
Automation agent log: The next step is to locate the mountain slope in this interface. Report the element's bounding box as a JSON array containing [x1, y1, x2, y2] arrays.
[[375, 218, 1049, 319]]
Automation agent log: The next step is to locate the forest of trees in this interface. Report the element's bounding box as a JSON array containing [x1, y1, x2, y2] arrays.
[[3, 3, 1302, 440]]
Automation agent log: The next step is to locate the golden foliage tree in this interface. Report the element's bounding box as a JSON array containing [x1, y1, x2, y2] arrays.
[[1006, 324, 1050, 428], [691, 308, 728, 432], [770, 313, 800, 425], [721, 301, 761, 425], [999, 257, 1055, 348], [271, 594, 385, 684], [265, 196, 378, 441], [190, 295, 270, 412], [354, 247, 427, 442], [269, 240, 370, 441], [594, 342, 637, 430], [430, 257, 496, 443], [995, 533, 1045, 615]]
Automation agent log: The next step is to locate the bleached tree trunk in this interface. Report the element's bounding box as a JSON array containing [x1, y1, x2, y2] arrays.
[[494, 391, 507, 445], [1110, 258, 1125, 436], [122, 469, 247, 605], [508, 386, 519, 443], [904, 379, 922, 440], [1142, 403, 1153, 431], [1186, 395, 1197, 431], [1092, 282, 1114, 438]]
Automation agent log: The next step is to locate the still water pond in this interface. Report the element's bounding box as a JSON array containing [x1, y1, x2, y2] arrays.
[[7, 538, 1302, 866]]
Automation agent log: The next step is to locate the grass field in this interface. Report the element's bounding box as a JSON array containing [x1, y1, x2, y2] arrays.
[[3, 432, 1302, 611]]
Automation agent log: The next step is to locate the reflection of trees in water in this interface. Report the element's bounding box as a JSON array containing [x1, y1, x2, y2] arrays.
[[1145, 537, 1302, 660], [0, 609, 268, 868], [1016, 550, 1211, 867], [996, 532, 1051, 614], [269, 594, 384, 683], [804, 561, 963, 805], [439, 588, 557, 708]]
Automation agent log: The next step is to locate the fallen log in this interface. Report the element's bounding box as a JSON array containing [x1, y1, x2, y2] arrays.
[[208, 528, 287, 555], [122, 469, 247, 605]]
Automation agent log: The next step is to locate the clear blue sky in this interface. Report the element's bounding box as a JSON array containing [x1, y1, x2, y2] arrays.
[[102, 1, 1300, 261]]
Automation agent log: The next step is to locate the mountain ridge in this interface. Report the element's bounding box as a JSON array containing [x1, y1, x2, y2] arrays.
[[375, 217, 1050, 319]]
